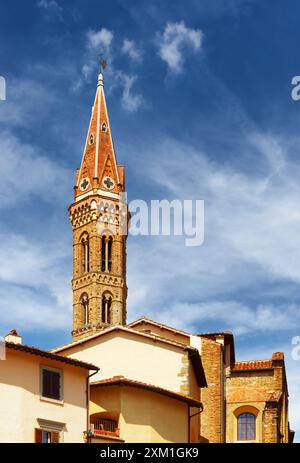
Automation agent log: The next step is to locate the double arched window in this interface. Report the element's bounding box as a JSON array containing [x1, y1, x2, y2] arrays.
[[237, 413, 256, 441], [101, 235, 112, 272], [102, 293, 112, 324], [80, 293, 89, 325], [81, 233, 90, 274]]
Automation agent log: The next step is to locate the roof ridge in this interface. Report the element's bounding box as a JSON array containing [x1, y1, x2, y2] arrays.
[[128, 317, 191, 336], [52, 324, 197, 353]]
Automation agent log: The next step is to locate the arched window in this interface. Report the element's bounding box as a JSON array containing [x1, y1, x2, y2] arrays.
[[101, 122, 107, 132], [101, 294, 112, 324], [237, 413, 256, 441], [108, 236, 112, 272], [81, 234, 90, 273], [101, 236, 106, 272], [101, 235, 113, 273], [81, 294, 89, 325]]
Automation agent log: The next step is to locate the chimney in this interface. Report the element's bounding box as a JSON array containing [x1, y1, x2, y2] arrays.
[[4, 329, 22, 345]]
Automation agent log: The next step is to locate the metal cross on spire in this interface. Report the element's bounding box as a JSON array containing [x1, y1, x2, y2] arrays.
[[98, 53, 107, 73]]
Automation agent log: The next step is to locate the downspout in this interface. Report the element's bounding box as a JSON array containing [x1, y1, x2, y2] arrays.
[[220, 345, 226, 443], [86, 368, 100, 443], [188, 404, 204, 443], [216, 339, 225, 443], [188, 405, 190, 443]]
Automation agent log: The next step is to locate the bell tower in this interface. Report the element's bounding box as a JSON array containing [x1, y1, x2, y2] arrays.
[[69, 69, 128, 340]]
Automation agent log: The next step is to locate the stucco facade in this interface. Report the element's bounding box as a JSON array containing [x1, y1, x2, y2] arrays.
[[90, 384, 191, 443], [0, 338, 98, 443]]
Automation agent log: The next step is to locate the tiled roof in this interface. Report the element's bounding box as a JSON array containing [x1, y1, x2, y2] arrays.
[[91, 376, 203, 408], [127, 317, 191, 337], [3, 341, 99, 371], [52, 324, 197, 353], [232, 359, 273, 371], [52, 325, 207, 388]]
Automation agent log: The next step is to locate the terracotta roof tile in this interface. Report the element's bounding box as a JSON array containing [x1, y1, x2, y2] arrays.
[[232, 359, 273, 371], [91, 376, 203, 408], [3, 341, 99, 371]]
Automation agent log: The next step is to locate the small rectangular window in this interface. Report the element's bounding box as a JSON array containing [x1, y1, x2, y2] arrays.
[[35, 428, 60, 443], [41, 366, 63, 401]]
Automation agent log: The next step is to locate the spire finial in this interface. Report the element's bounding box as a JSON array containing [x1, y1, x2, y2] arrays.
[[98, 58, 107, 87]]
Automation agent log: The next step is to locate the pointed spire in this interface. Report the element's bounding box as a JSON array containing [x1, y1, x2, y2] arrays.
[[75, 68, 123, 200], [98, 72, 104, 87]]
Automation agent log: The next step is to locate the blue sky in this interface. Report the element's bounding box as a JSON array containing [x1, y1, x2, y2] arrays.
[[1, 0, 300, 438]]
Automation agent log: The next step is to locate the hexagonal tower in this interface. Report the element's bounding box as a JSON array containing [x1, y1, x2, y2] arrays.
[[69, 70, 128, 340]]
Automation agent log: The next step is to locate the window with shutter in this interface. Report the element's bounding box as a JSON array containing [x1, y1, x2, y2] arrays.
[[35, 429, 60, 443], [41, 366, 63, 401], [51, 431, 60, 443], [35, 428, 43, 443]]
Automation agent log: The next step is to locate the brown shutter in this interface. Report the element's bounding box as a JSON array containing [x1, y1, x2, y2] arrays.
[[51, 372, 60, 400], [42, 370, 52, 397], [42, 369, 61, 400], [35, 429, 43, 443], [51, 431, 60, 443]]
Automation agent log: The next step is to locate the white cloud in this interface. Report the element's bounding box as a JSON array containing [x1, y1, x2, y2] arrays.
[[0, 131, 70, 208], [155, 301, 300, 335], [120, 74, 144, 112], [157, 21, 203, 73], [72, 29, 145, 112], [37, 0, 63, 21], [122, 39, 142, 63], [126, 132, 300, 335], [0, 225, 72, 335], [0, 130, 72, 335], [0, 78, 55, 127], [72, 28, 114, 93], [87, 28, 114, 52]]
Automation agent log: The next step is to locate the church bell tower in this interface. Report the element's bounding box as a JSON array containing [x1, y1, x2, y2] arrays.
[[69, 69, 128, 340]]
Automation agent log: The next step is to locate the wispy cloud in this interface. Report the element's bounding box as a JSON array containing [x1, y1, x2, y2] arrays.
[[86, 28, 114, 53], [73, 28, 145, 113], [157, 21, 203, 73], [37, 0, 63, 22], [127, 132, 300, 337], [0, 130, 70, 208], [157, 301, 300, 335], [122, 39, 142, 63], [120, 74, 144, 112], [0, 78, 55, 127]]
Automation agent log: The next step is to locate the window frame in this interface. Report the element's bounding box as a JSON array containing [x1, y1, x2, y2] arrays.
[[237, 412, 256, 442], [35, 428, 61, 443], [40, 365, 64, 404]]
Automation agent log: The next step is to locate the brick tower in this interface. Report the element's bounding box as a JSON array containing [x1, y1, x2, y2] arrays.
[[69, 70, 128, 340]]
